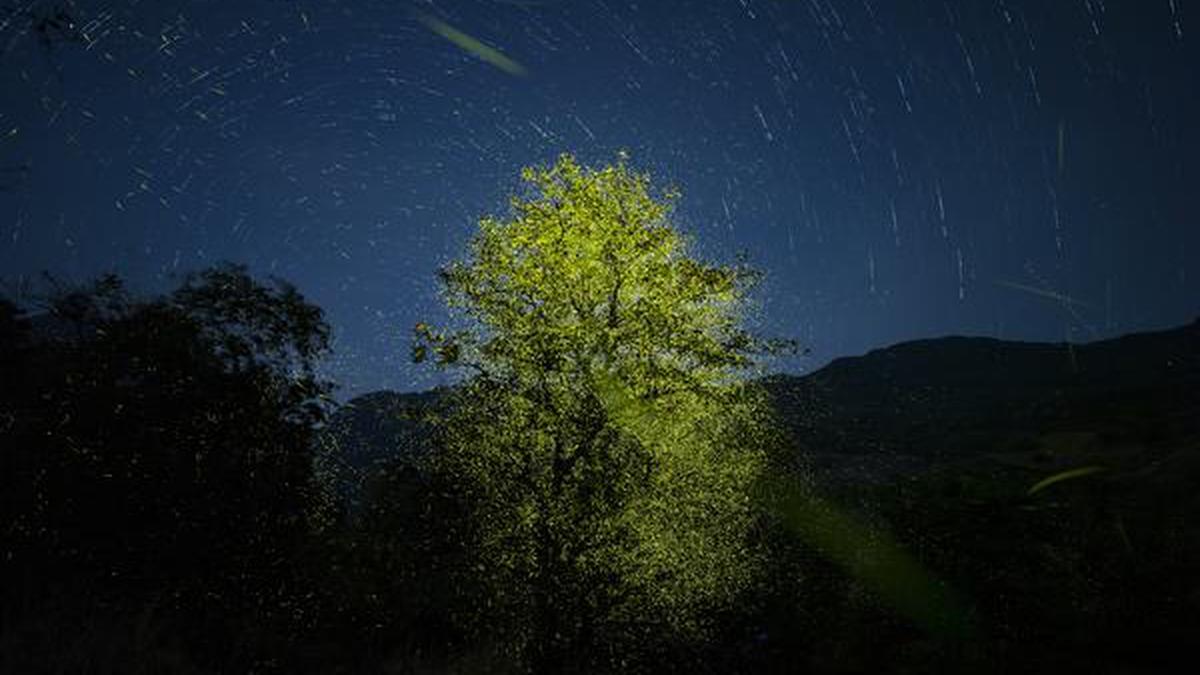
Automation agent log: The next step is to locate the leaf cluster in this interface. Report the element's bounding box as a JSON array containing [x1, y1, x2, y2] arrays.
[[415, 154, 783, 670]]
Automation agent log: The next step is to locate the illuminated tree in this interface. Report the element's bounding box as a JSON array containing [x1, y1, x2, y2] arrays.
[[415, 153, 786, 671]]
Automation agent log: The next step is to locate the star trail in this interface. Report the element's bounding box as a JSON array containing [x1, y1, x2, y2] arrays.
[[1, 0, 1196, 395]]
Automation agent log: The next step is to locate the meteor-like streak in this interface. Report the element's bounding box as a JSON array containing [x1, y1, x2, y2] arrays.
[[996, 279, 1093, 308], [414, 11, 528, 77]]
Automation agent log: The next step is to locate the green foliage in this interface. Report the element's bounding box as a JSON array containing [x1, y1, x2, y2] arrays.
[[416, 153, 782, 670]]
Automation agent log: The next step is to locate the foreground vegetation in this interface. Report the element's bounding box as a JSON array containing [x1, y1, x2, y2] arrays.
[[2, 156, 1197, 673]]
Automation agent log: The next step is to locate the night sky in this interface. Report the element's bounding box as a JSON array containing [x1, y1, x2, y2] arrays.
[[1, 0, 1196, 397]]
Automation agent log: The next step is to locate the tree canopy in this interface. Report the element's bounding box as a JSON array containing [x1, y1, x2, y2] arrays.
[[0, 265, 335, 672], [415, 153, 785, 671]]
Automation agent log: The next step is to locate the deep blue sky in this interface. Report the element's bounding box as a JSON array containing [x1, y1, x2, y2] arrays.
[[1, 0, 1196, 396]]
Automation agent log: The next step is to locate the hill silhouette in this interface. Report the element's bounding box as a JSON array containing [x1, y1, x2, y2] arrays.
[[327, 318, 1200, 492]]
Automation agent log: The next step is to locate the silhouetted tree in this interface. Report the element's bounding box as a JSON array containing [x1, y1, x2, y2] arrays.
[[0, 264, 333, 672]]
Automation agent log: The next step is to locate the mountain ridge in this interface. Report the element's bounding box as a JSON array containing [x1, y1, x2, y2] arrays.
[[323, 318, 1199, 490]]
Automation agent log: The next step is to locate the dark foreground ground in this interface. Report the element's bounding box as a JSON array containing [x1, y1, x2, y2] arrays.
[[3, 286, 1198, 673], [325, 318, 1200, 673]]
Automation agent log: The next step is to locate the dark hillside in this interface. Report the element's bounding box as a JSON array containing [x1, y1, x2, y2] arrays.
[[763, 318, 1200, 484], [331, 319, 1200, 485], [316, 319, 1200, 672]]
